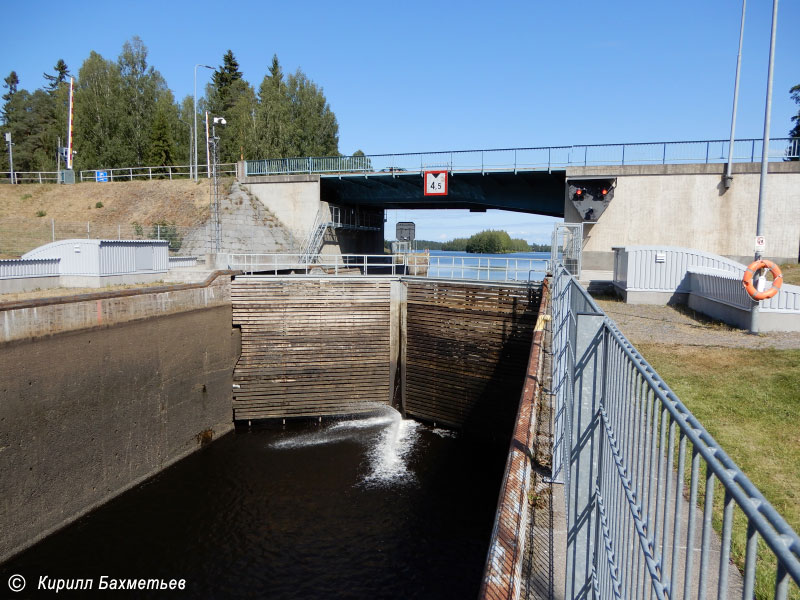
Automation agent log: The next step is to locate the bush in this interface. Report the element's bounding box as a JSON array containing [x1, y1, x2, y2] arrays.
[[95, 202, 104, 209], [148, 220, 183, 252], [35, 210, 46, 218]]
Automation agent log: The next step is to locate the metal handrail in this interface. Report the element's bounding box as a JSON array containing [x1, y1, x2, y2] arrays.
[[227, 252, 550, 282], [245, 138, 800, 177], [551, 263, 800, 600], [78, 163, 236, 182]]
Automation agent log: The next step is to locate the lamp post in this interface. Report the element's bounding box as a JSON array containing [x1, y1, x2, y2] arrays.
[[193, 64, 213, 182], [724, 0, 747, 188], [750, 0, 779, 334]]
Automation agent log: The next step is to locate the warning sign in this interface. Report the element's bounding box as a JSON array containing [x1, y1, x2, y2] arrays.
[[754, 236, 766, 252], [424, 171, 448, 196]]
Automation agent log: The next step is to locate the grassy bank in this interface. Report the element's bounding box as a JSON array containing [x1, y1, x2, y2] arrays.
[[637, 344, 800, 600], [780, 262, 800, 285]]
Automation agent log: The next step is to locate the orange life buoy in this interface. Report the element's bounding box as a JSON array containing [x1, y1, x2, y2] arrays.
[[742, 259, 783, 301]]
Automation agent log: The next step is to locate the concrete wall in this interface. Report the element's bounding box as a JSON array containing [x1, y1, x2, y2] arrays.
[[566, 163, 800, 269], [242, 175, 385, 256], [241, 175, 322, 243], [1, 272, 234, 343], [0, 275, 240, 562]]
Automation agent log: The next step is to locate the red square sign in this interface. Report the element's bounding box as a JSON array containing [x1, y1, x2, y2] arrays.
[[424, 171, 448, 196]]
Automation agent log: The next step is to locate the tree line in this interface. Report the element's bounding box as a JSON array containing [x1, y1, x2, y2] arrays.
[[384, 231, 551, 253], [1, 38, 349, 174]]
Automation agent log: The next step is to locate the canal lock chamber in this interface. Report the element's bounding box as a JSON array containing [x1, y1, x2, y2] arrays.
[[2, 275, 543, 598]]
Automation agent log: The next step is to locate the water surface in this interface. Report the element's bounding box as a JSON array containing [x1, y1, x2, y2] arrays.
[[3, 406, 508, 599]]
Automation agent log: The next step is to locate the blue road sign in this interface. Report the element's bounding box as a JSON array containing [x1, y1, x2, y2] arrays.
[[96, 171, 108, 182]]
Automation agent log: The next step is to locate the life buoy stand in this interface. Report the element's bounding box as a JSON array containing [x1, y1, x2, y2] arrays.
[[742, 259, 783, 301]]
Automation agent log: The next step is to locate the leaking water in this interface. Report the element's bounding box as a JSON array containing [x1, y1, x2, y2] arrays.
[[2, 405, 509, 598]]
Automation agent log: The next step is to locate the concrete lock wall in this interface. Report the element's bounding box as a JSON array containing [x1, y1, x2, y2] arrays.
[[0, 276, 240, 563], [566, 163, 800, 269]]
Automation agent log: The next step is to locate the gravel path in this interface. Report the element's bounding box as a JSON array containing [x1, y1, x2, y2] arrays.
[[595, 297, 800, 350]]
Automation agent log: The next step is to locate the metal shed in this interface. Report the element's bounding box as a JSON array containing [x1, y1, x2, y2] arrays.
[[22, 239, 169, 277]]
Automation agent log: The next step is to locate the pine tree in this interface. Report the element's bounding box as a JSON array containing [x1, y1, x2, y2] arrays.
[[43, 59, 70, 92], [148, 100, 176, 167], [2, 71, 19, 106]]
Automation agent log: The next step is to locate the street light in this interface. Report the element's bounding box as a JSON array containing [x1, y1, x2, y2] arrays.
[[193, 63, 214, 182]]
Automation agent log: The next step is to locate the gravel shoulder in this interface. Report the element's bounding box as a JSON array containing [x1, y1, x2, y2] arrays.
[[594, 296, 800, 350]]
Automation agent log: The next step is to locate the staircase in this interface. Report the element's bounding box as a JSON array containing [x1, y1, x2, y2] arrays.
[[300, 205, 383, 264]]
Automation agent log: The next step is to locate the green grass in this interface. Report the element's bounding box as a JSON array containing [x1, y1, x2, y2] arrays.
[[638, 344, 800, 600], [780, 263, 800, 286]]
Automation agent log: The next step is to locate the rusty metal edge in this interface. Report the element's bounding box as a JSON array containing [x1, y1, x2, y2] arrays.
[[0, 270, 241, 312], [478, 277, 550, 600]]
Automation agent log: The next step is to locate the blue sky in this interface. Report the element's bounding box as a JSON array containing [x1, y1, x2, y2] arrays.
[[2, 0, 798, 244]]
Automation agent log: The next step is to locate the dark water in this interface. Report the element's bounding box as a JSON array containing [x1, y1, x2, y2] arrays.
[[2, 406, 508, 599]]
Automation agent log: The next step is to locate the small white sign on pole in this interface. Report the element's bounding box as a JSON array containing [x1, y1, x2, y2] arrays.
[[754, 236, 766, 252]]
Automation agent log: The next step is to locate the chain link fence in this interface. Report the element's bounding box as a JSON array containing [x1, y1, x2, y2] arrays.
[[0, 218, 202, 258]]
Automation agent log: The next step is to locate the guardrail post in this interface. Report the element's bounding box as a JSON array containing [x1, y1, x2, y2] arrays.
[[565, 310, 605, 600]]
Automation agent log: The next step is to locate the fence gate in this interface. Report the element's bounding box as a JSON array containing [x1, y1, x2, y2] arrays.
[[551, 223, 583, 279]]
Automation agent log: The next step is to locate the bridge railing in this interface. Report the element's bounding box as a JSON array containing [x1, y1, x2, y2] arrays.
[[244, 137, 799, 177], [227, 252, 549, 282], [550, 263, 800, 600]]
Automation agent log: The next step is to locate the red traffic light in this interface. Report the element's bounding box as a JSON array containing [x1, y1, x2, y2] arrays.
[[601, 188, 608, 196], [575, 188, 582, 196]]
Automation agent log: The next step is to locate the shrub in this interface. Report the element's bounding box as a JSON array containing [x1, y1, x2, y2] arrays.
[[35, 210, 46, 218], [148, 220, 183, 252], [95, 202, 104, 209]]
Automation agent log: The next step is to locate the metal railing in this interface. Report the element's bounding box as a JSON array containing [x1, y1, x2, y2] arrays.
[[245, 138, 800, 177], [0, 171, 60, 184], [687, 266, 800, 314], [230, 253, 405, 276], [550, 263, 800, 600], [78, 163, 236, 182], [228, 252, 550, 282], [426, 255, 548, 282], [168, 256, 199, 269], [0, 164, 237, 184]]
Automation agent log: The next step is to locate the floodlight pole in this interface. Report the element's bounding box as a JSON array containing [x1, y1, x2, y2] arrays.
[[193, 64, 213, 182], [724, 0, 746, 188]]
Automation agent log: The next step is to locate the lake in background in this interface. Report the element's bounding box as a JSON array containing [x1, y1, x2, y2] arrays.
[[422, 250, 550, 282]]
